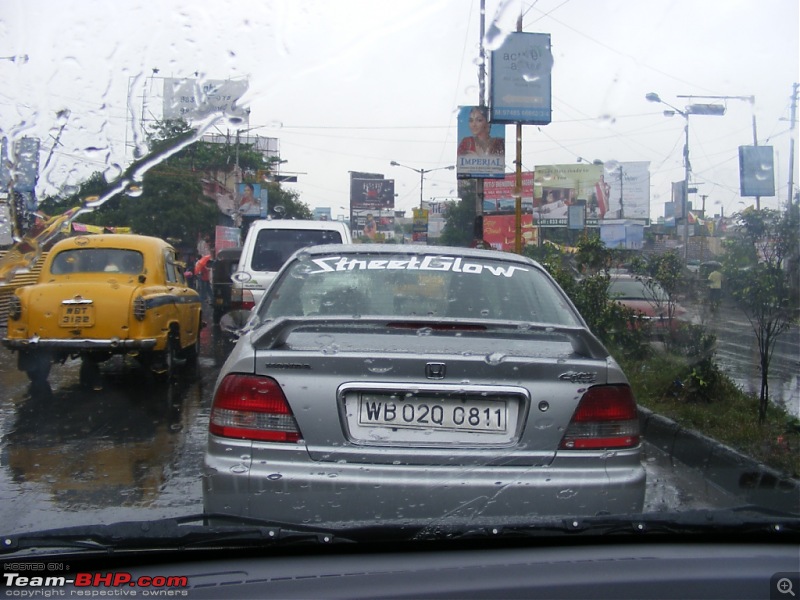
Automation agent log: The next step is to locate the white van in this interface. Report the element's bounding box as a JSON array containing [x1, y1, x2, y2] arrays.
[[233, 219, 352, 310]]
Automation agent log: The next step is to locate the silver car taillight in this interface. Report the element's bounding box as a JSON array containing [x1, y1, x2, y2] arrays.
[[209, 374, 301, 442], [558, 385, 640, 450]]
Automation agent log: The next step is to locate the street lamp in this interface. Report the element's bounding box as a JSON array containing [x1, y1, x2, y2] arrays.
[[389, 161, 455, 210], [646, 92, 725, 262]]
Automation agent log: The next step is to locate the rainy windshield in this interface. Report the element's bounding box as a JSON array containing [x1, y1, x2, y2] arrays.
[[0, 0, 798, 552]]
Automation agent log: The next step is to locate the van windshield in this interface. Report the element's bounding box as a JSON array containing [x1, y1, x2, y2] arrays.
[[251, 229, 344, 271]]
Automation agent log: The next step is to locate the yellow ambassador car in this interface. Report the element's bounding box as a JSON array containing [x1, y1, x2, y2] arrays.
[[3, 234, 202, 386]]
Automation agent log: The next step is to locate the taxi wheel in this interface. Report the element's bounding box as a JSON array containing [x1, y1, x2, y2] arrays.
[[21, 351, 51, 383], [164, 335, 180, 381], [79, 358, 102, 390], [183, 318, 201, 369]]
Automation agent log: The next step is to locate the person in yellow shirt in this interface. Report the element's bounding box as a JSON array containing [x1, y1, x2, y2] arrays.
[[708, 269, 723, 310]]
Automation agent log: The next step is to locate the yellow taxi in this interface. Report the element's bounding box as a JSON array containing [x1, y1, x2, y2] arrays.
[[3, 234, 202, 386]]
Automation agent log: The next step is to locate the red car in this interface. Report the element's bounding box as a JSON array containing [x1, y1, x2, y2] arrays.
[[609, 275, 686, 334]]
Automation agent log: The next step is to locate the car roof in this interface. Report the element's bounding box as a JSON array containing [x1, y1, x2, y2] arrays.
[[49, 234, 173, 252], [247, 219, 350, 231]]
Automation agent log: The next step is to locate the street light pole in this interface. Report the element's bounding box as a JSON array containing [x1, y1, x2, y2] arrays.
[[389, 161, 455, 211], [646, 92, 725, 262]]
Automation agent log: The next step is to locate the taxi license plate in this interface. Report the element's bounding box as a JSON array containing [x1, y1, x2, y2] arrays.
[[59, 305, 95, 327], [358, 395, 507, 433]]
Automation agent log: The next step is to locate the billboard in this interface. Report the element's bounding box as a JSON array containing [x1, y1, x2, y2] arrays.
[[352, 209, 395, 241], [482, 214, 538, 251], [533, 162, 650, 226], [604, 161, 650, 221], [412, 208, 429, 243], [600, 221, 645, 249], [482, 172, 535, 212], [490, 32, 552, 125], [163, 78, 249, 122], [456, 106, 505, 179], [236, 182, 267, 217], [350, 177, 395, 210], [738, 145, 775, 197]]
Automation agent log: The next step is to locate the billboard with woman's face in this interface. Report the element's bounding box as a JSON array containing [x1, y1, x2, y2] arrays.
[[238, 182, 265, 216]]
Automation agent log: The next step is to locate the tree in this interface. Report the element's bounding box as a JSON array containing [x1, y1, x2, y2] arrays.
[[638, 250, 685, 332], [722, 206, 800, 423], [440, 182, 478, 247]]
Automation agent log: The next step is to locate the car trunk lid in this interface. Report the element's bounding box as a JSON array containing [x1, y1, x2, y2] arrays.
[[249, 318, 611, 466]]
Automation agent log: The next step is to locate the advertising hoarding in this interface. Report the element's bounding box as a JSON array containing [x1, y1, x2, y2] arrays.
[[483, 172, 535, 212], [350, 177, 395, 210], [482, 214, 538, 251], [738, 145, 775, 197], [533, 162, 650, 226], [456, 106, 505, 179], [605, 161, 650, 221], [490, 32, 552, 125], [412, 208, 429, 243], [163, 78, 249, 122]]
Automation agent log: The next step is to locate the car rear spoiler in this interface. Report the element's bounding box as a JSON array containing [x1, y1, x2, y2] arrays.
[[250, 316, 610, 360]]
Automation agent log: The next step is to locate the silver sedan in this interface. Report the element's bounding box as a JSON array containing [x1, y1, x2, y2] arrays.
[[203, 245, 645, 531]]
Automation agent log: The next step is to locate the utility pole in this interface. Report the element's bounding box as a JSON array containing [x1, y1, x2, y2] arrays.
[[475, 0, 486, 242], [788, 83, 798, 209], [514, 9, 523, 253]]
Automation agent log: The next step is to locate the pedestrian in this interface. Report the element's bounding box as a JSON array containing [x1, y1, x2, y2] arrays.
[[184, 255, 197, 289], [708, 268, 723, 310], [195, 251, 214, 306]]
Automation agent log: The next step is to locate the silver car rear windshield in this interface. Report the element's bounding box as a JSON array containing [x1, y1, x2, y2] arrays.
[[260, 252, 581, 326]]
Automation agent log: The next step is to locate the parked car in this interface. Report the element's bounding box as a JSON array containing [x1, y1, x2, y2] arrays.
[[204, 245, 646, 529], [234, 219, 352, 309], [3, 234, 202, 385], [608, 274, 686, 334], [211, 246, 242, 323]]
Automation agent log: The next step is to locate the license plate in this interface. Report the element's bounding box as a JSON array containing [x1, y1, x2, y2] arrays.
[[59, 305, 95, 327], [358, 395, 507, 433]]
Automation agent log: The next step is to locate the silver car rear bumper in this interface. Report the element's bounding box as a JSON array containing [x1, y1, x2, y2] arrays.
[[203, 436, 646, 528]]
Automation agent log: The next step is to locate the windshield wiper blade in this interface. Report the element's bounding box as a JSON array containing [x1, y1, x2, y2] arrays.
[[1, 513, 355, 555], [449, 508, 800, 540]]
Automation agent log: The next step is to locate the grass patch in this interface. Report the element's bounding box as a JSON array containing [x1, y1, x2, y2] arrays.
[[616, 350, 800, 478]]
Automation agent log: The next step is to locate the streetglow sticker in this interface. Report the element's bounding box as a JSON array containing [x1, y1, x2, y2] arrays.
[[307, 256, 529, 278]]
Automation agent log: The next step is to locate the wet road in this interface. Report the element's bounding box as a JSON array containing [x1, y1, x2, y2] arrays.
[[692, 299, 800, 418], [0, 322, 742, 534]]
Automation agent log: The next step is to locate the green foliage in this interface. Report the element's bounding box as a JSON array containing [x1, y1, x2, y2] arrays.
[[722, 206, 799, 422], [622, 348, 799, 477], [441, 182, 477, 247], [574, 234, 612, 275], [36, 119, 307, 248]]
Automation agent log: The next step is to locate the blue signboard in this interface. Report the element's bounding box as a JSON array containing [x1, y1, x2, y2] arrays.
[[490, 32, 552, 124]]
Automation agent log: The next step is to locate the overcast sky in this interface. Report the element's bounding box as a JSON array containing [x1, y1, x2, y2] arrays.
[[2, 0, 798, 220]]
